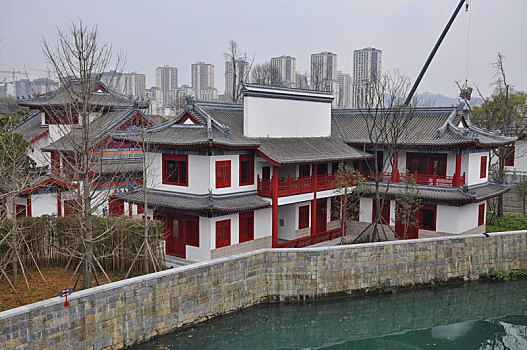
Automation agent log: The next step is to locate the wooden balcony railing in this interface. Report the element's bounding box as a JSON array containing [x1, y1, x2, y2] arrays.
[[277, 228, 343, 248], [257, 173, 337, 197], [362, 171, 466, 188]]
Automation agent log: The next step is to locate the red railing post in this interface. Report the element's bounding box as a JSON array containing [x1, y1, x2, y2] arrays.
[[433, 172, 437, 186], [414, 171, 418, 184], [257, 174, 260, 192]]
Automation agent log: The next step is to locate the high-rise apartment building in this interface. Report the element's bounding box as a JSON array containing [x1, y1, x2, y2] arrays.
[[156, 65, 178, 106], [310, 51, 337, 91], [101, 71, 146, 98], [191, 62, 215, 100], [15, 79, 31, 97], [224, 60, 249, 102], [31, 78, 59, 95], [352, 47, 382, 108], [271, 55, 296, 87], [337, 71, 352, 108]]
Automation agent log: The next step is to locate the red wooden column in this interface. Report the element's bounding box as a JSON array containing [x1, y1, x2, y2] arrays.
[[271, 166, 279, 248], [26, 195, 32, 217], [311, 164, 318, 235], [453, 153, 462, 187], [57, 190, 62, 217]]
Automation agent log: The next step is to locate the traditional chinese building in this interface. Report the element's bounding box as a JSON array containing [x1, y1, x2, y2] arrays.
[[113, 84, 514, 262]]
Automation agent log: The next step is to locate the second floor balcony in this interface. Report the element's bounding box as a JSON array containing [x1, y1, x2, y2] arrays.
[[257, 173, 337, 197], [362, 170, 466, 187]]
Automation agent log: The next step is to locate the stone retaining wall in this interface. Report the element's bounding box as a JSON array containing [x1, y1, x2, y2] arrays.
[[1, 231, 527, 350]]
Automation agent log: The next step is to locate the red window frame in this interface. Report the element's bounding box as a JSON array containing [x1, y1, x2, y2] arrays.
[[185, 217, 200, 247], [137, 205, 144, 214], [216, 219, 231, 248], [478, 203, 485, 226], [505, 145, 515, 166], [16, 204, 27, 218], [418, 205, 437, 231], [299, 205, 310, 229], [162, 154, 188, 186], [109, 196, 124, 217], [239, 155, 254, 186], [480, 156, 487, 179], [330, 197, 341, 221], [239, 212, 254, 243], [216, 160, 231, 188]]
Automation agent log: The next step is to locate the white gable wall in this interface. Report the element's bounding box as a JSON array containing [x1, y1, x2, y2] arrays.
[[243, 96, 332, 137]]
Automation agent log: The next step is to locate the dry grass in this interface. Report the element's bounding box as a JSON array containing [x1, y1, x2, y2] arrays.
[[0, 266, 125, 312]]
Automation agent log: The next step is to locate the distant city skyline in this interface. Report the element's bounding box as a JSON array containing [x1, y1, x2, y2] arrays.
[[1, 1, 526, 98]]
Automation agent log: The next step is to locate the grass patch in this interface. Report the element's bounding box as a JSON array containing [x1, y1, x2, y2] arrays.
[[486, 211, 527, 233]]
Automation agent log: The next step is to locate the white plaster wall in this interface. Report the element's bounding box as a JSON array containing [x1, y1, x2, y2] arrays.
[[466, 151, 489, 186], [397, 151, 407, 174], [359, 197, 373, 223], [31, 193, 57, 217], [209, 213, 239, 249], [148, 153, 210, 195], [186, 217, 211, 262], [48, 124, 72, 143], [390, 200, 396, 226], [148, 152, 258, 195], [210, 154, 257, 195], [278, 192, 314, 205], [244, 96, 332, 137], [506, 140, 527, 174], [29, 135, 50, 168], [278, 204, 297, 240], [254, 207, 272, 239], [436, 202, 483, 234], [446, 153, 456, 177]]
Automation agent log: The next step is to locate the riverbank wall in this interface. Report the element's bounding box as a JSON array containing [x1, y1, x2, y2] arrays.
[[1, 230, 526, 349]]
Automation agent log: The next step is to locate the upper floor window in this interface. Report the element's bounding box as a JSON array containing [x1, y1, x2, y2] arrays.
[[109, 196, 124, 217], [216, 160, 231, 188], [239, 155, 254, 186], [505, 145, 515, 166], [162, 154, 188, 186], [480, 156, 487, 179]]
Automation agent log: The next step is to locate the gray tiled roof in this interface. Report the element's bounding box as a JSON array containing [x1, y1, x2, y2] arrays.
[[43, 108, 151, 152], [17, 81, 148, 109], [90, 160, 143, 175], [256, 137, 371, 164], [332, 106, 515, 148], [357, 181, 510, 203], [11, 110, 48, 142], [114, 188, 270, 213]]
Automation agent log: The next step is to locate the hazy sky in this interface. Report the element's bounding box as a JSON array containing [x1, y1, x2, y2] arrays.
[[1, 0, 526, 98]]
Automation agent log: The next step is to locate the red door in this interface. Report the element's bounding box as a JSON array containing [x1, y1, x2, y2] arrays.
[[394, 203, 418, 240], [165, 215, 185, 258], [316, 198, 327, 233]]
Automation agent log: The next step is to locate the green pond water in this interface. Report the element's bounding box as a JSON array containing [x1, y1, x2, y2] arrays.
[[136, 279, 527, 349]]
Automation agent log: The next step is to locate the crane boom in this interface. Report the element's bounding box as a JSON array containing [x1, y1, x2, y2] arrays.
[[404, 0, 467, 106]]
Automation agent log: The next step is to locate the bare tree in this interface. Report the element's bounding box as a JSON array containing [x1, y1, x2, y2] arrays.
[[41, 22, 133, 289], [251, 62, 281, 86], [356, 71, 419, 242], [332, 163, 364, 242], [471, 53, 527, 217], [0, 110, 41, 297], [223, 39, 252, 102]]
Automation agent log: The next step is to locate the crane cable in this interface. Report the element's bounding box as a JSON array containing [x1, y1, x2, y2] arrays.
[[465, 0, 471, 86]]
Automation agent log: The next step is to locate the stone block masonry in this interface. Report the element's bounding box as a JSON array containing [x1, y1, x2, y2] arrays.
[[1, 230, 527, 350]]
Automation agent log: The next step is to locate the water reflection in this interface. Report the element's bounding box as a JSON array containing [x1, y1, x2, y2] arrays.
[[136, 280, 527, 350]]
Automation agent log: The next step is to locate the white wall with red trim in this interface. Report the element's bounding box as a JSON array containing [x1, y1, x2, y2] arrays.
[[465, 151, 489, 186], [436, 201, 485, 234]]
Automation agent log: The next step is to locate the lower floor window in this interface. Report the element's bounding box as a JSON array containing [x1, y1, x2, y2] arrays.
[[216, 219, 231, 248], [239, 212, 254, 243], [478, 203, 485, 226]]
